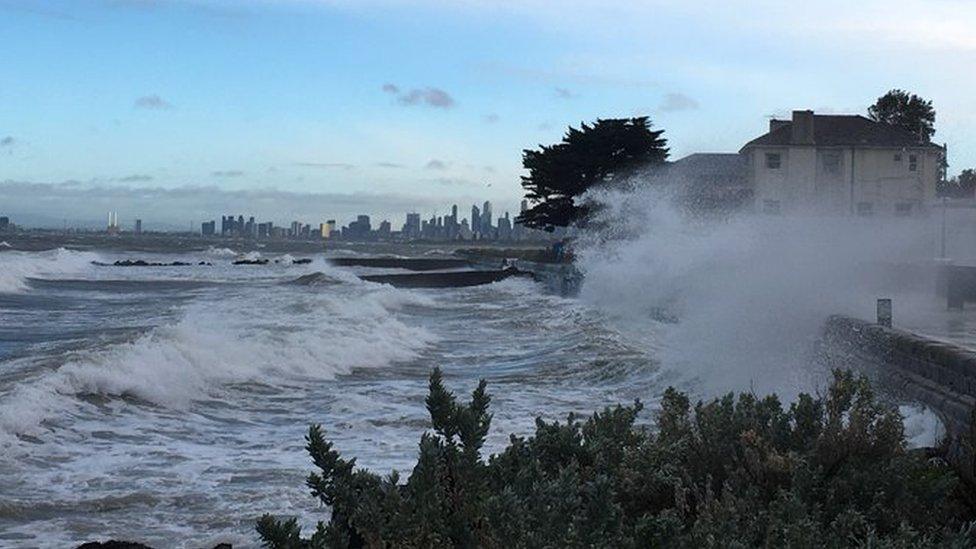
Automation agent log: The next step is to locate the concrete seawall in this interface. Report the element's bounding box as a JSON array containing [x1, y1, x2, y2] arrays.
[[464, 256, 582, 295], [823, 315, 976, 482]]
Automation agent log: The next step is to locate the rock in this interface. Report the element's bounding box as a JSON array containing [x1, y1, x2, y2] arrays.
[[103, 260, 195, 267], [292, 258, 312, 265], [232, 258, 269, 265], [77, 542, 231, 549], [76, 542, 154, 549]]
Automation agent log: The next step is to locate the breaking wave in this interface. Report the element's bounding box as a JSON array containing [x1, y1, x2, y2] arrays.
[[0, 281, 437, 444], [0, 248, 102, 293], [203, 246, 238, 258]]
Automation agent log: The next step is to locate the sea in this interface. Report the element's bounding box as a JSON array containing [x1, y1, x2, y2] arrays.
[[0, 199, 956, 547], [0, 239, 662, 547]]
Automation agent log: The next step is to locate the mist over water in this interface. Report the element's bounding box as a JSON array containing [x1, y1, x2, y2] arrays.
[[576, 181, 941, 398]]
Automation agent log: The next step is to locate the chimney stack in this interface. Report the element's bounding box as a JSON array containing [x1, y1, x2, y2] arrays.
[[769, 119, 790, 133], [791, 110, 815, 144]]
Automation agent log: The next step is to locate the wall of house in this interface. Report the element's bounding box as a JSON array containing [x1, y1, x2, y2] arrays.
[[752, 146, 940, 216]]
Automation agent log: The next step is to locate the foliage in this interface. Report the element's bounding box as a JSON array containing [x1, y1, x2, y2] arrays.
[[939, 168, 976, 199], [258, 369, 974, 548], [868, 89, 936, 142], [516, 117, 668, 232]]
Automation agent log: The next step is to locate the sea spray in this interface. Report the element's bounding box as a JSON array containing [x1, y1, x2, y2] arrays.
[[576, 181, 940, 398]]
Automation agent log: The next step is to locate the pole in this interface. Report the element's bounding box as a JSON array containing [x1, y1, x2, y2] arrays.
[[941, 196, 947, 259]]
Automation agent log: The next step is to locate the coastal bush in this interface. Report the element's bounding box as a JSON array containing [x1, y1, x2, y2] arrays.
[[258, 369, 975, 548]]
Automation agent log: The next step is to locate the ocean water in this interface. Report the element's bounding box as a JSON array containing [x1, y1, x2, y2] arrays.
[[1, 192, 957, 547], [0, 246, 662, 547]]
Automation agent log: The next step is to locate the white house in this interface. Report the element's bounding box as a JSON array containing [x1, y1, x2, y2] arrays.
[[740, 110, 945, 216]]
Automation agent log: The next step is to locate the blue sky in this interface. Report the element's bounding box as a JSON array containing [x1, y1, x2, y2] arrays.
[[2, 0, 976, 229]]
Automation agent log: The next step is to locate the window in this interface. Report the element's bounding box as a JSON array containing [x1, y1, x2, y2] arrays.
[[763, 199, 781, 214], [909, 154, 918, 172], [895, 202, 913, 217], [765, 153, 781, 169], [894, 153, 902, 162], [857, 202, 873, 216], [822, 151, 841, 175]]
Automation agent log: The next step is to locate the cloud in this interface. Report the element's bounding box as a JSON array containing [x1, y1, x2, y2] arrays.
[[431, 177, 478, 186], [211, 170, 245, 177], [554, 87, 577, 99], [483, 113, 500, 123], [117, 174, 154, 182], [658, 92, 699, 112], [0, 136, 14, 147], [295, 162, 355, 170], [425, 159, 448, 170], [375, 162, 405, 168], [134, 94, 173, 110], [383, 84, 456, 108]]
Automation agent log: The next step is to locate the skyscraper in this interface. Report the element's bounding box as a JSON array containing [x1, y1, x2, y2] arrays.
[[471, 205, 480, 235], [482, 201, 493, 234]]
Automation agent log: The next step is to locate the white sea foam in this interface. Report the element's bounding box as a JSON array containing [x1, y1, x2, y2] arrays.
[[900, 404, 946, 448], [203, 246, 238, 257], [0, 281, 437, 442], [236, 250, 262, 262], [0, 248, 102, 293]]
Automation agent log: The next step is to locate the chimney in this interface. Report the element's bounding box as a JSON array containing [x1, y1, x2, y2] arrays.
[[791, 110, 815, 144], [769, 119, 790, 133]]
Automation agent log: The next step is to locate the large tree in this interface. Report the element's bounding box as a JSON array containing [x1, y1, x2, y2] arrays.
[[939, 168, 976, 199], [867, 89, 936, 141], [517, 117, 668, 231]]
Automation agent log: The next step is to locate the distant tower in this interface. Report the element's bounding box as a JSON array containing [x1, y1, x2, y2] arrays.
[[471, 205, 481, 234], [107, 211, 120, 235], [482, 201, 493, 232], [135, 219, 143, 235]]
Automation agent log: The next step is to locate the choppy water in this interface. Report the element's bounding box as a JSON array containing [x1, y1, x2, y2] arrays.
[[0, 246, 662, 547]]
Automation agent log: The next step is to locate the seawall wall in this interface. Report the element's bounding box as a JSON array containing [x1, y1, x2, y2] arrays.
[[823, 315, 976, 482]]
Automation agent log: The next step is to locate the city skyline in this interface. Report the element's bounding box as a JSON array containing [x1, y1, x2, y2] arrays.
[[0, 198, 533, 239]]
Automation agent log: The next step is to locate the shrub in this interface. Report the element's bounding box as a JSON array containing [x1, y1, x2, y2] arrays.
[[258, 369, 975, 548]]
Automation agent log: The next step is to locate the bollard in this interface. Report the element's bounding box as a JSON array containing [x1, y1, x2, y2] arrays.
[[877, 298, 892, 327]]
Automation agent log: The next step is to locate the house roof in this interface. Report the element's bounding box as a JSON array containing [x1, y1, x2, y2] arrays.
[[671, 153, 746, 175], [740, 115, 942, 151]]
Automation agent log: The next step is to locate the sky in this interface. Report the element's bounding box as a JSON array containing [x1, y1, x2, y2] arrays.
[[2, 0, 976, 229]]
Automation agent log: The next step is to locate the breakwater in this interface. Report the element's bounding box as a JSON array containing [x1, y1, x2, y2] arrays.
[[823, 315, 976, 482], [360, 269, 531, 288], [327, 257, 471, 271]]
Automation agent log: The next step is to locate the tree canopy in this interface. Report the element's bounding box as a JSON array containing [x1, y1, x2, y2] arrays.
[[867, 89, 936, 142], [257, 369, 975, 548], [939, 168, 976, 199], [517, 117, 668, 232]]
